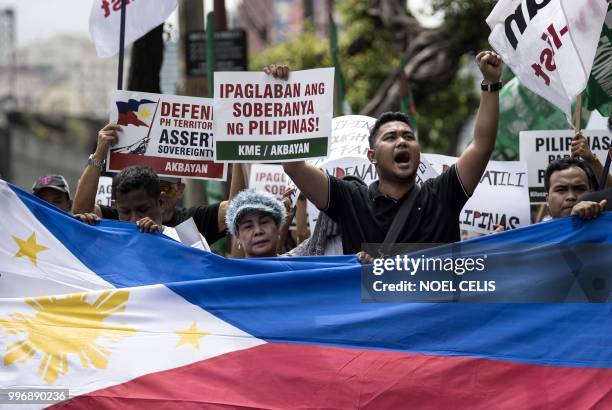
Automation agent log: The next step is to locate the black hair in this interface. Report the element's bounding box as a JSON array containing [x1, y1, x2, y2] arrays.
[[544, 157, 598, 193], [368, 111, 414, 149], [112, 166, 160, 199]]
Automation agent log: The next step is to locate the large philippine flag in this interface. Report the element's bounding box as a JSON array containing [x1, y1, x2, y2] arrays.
[[1, 179, 611, 409]]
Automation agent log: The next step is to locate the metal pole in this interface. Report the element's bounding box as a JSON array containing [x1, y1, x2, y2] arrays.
[[117, 0, 127, 90], [206, 12, 215, 98]]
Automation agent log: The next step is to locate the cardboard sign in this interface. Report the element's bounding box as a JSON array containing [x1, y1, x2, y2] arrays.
[[424, 154, 530, 234], [213, 68, 334, 162], [107, 90, 226, 181], [248, 164, 290, 198], [95, 176, 113, 207], [519, 130, 612, 203]]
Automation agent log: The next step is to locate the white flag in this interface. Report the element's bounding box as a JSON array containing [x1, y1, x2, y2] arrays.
[[487, 0, 608, 121], [89, 0, 177, 58]]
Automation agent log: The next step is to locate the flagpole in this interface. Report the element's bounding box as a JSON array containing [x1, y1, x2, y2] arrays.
[[206, 12, 215, 98], [329, 6, 344, 116], [573, 92, 583, 132], [117, 0, 127, 90]]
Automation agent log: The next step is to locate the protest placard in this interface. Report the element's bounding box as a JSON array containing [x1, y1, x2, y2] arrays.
[[107, 90, 226, 180], [309, 115, 375, 167], [95, 176, 113, 207], [214, 68, 334, 162], [248, 164, 290, 198], [423, 154, 530, 234], [519, 129, 612, 203]]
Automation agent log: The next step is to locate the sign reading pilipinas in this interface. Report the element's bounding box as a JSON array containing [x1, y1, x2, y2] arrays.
[[213, 68, 334, 162], [423, 154, 530, 234], [107, 90, 227, 180], [519, 129, 612, 203]]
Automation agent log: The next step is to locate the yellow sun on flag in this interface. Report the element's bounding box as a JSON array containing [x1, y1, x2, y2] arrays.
[[138, 106, 151, 120], [0, 290, 135, 384]]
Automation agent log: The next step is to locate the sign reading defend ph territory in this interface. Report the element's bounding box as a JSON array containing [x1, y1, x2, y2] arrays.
[[519, 129, 612, 204], [107, 90, 226, 181], [213, 68, 334, 162]]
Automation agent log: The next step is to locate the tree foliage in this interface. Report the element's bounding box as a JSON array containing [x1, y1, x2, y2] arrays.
[[250, 28, 331, 71], [249, 0, 497, 154]]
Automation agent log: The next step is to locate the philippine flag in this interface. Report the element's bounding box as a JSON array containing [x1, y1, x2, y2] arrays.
[[1, 179, 611, 409], [115, 99, 157, 128]]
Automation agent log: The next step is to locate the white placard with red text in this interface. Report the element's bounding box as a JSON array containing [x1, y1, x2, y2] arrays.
[[248, 164, 291, 198], [107, 90, 226, 180]]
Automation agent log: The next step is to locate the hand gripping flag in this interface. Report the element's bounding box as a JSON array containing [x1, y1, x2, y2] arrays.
[[89, 0, 177, 58], [1, 179, 612, 409], [487, 0, 609, 122]]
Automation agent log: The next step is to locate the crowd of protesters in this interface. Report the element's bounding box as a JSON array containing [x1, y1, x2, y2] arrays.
[[29, 51, 610, 260]]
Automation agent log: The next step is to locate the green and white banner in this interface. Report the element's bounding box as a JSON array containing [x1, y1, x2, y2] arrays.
[[585, 4, 612, 117]]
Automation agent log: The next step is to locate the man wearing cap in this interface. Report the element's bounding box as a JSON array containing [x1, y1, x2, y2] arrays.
[[71, 123, 228, 245], [32, 174, 72, 213]]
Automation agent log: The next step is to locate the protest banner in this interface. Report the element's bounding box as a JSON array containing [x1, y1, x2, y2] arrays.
[[487, 0, 608, 121], [213, 68, 334, 162], [107, 90, 226, 180], [519, 129, 612, 203], [423, 154, 530, 234], [95, 176, 113, 207], [248, 164, 290, 198]]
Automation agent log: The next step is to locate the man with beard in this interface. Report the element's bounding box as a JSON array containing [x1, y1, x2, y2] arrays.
[[280, 51, 503, 254]]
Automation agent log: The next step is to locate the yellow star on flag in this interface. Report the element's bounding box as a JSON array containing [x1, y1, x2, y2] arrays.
[[12, 232, 48, 266], [176, 321, 209, 350]]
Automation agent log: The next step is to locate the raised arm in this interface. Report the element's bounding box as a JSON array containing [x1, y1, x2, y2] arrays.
[[282, 161, 329, 210], [456, 51, 502, 195], [265, 63, 330, 209], [71, 124, 120, 215], [571, 132, 612, 189]]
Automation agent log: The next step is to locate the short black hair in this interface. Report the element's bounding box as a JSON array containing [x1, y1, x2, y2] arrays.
[[368, 111, 413, 149], [544, 157, 598, 193], [112, 166, 160, 199]]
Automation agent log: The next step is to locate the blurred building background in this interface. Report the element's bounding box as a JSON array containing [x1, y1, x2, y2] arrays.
[[0, 0, 330, 193], [238, 0, 330, 53]]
